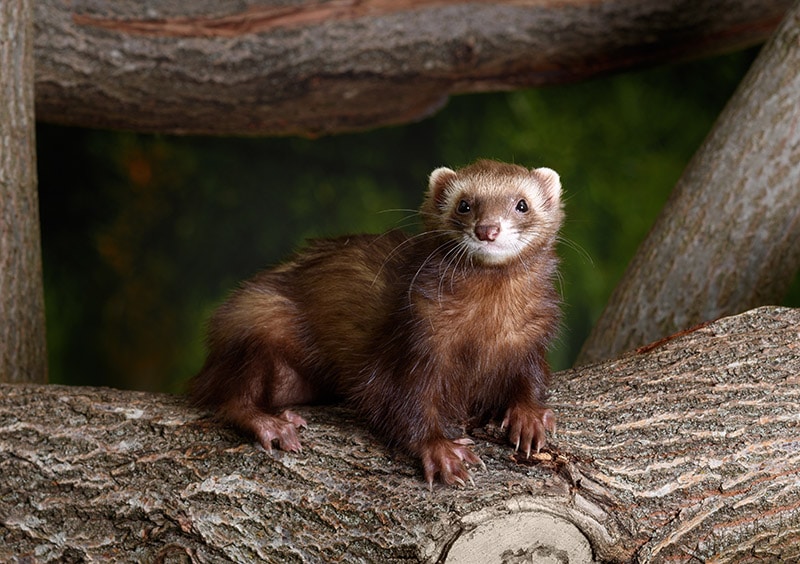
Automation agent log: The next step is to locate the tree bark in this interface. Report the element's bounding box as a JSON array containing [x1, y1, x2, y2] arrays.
[[2, 306, 798, 562], [578, 0, 800, 365], [33, 0, 790, 136], [0, 0, 47, 383]]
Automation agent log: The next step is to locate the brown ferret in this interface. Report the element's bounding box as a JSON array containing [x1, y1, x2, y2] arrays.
[[190, 159, 563, 487]]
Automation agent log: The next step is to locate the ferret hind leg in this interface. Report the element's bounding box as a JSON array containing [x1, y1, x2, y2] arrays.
[[191, 284, 320, 452], [213, 347, 311, 453]]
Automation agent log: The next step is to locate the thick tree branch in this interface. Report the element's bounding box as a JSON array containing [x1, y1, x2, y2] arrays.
[[34, 0, 791, 136], [2, 307, 798, 562], [578, 0, 800, 364]]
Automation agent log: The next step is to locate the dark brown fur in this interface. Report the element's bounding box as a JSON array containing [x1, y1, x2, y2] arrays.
[[190, 160, 564, 486]]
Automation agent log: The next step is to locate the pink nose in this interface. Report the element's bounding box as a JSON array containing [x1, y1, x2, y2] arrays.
[[475, 224, 500, 242]]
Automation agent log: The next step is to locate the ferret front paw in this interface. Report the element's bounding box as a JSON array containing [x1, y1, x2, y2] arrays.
[[420, 437, 484, 489], [501, 404, 556, 458], [250, 409, 307, 453]]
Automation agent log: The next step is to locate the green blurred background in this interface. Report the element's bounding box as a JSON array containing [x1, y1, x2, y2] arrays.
[[37, 47, 799, 394]]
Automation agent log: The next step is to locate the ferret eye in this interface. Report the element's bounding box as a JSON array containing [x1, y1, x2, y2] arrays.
[[457, 200, 471, 214], [515, 199, 529, 213]]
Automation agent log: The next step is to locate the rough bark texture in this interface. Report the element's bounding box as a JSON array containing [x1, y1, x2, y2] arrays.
[[0, 0, 47, 383], [1, 306, 798, 562], [34, 0, 790, 136], [578, 0, 800, 365]]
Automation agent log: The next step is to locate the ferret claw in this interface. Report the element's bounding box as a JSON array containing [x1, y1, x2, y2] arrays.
[[421, 437, 483, 488], [250, 412, 305, 454], [504, 404, 555, 459], [279, 410, 308, 429]]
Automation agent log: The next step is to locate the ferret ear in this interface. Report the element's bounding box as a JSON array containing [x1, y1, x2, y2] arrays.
[[531, 167, 561, 206], [428, 167, 457, 208]]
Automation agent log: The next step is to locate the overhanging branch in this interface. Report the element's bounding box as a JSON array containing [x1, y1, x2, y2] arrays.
[[34, 0, 791, 136]]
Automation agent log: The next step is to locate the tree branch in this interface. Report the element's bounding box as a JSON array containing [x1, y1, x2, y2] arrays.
[[578, 0, 800, 364], [0, 0, 47, 383], [34, 0, 791, 136], [2, 307, 798, 561]]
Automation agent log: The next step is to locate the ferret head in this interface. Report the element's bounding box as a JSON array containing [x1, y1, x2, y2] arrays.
[[421, 160, 563, 266]]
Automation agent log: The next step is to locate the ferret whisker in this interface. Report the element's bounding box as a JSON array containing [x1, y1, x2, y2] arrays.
[[436, 244, 462, 301], [378, 208, 445, 231], [379, 208, 439, 220], [386, 219, 426, 233], [372, 229, 453, 287], [440, 241, 471, 300], [408, 237, 461, 303], [513, 238, 532, 275], [557, 235, 594, 266], [450, 244, 472, 294], [552, 266, 566, 300], [379, 208, 450, 229], [378, 208, 421, 215], [374, 225, 433, 247]]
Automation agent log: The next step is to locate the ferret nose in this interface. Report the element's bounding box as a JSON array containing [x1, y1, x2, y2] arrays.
[[475, 224, 501, 242]]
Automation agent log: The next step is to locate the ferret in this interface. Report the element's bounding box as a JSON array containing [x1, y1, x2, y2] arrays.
[[190, 159, 563, 487]]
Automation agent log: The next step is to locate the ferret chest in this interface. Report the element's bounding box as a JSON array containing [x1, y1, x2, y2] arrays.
[[416, 273, 541, 361]]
